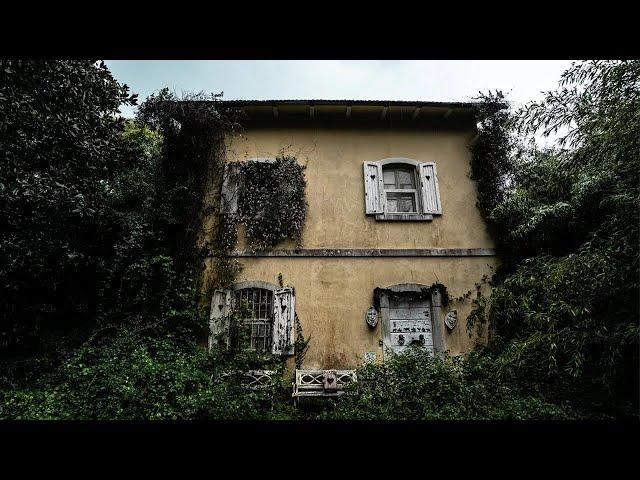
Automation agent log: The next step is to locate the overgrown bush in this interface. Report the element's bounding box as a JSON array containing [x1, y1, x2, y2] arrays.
[[467, 60, 640, 418], [323, 349, 577, 420], [0, 60, 137, 359], [469, 90, 516, 225], [0, 65, 294, 419], [0, 330, 297, 420], [238, 156, 307, 250]]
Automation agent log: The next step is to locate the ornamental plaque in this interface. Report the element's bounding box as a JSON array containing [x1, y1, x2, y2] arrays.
[[444, 310, 458, 330], [365, 306, 378, 328]]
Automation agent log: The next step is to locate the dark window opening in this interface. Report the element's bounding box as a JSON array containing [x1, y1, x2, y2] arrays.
[[232, 288, 274, 353]]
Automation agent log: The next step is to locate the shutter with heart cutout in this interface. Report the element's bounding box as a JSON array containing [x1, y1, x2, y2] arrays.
[[363, 161, 384, 214], [272, 287, 295, 356], [418, 162, 442, 215], [209, 289, 231, 349]]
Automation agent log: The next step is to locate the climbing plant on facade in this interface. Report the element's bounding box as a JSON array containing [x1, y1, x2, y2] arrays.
[[237, 156, 307, 250]]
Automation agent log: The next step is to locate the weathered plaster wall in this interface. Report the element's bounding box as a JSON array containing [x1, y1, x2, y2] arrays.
[[224, 126, 494, 250], [202, 124, 498, 369], [211, 257, 495, 369]]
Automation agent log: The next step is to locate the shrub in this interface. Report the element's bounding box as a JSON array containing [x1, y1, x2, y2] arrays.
[[323, 349, 578, 420]]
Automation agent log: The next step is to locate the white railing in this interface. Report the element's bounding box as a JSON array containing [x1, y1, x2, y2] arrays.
[[292, 369, 356, 400]]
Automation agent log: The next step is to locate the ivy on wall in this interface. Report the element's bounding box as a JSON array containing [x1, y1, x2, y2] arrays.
[[373, 283, 450, 311], [210, 156, 309, 365], [469, 91, 516, 256], [237, 156, 307, 251]]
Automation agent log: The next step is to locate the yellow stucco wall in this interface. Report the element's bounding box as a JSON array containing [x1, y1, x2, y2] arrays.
[[202, 124, 498, 369]]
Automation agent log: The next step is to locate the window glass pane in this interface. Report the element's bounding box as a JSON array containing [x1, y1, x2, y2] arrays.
[[386, 192, 416, 213], [383, 165, 415, 190], [383, 170, 395, 188], [397, 170, 414, 189], [398, 196, 415, 212]]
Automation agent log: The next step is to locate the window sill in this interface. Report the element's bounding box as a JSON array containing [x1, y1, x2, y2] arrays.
[[375, 213, 434, 221]]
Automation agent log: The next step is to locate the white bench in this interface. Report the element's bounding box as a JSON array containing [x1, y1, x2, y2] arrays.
[[292, 369, 356, 403]]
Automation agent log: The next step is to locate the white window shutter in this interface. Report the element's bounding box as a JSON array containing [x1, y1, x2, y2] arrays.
[[209, 289, 231, 349], [418, 162, 442, 215], [220, 163, 241, 215], [272, 287, 295, 356], [363, 162, 384, 214]]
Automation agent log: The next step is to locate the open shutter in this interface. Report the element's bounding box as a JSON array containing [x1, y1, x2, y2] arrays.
[[363, 162, 384, 214], [418, 162, 442, 215], [209, 289, 231, 350], [220, 163, 242, 215], [272, 287, 295, 356]]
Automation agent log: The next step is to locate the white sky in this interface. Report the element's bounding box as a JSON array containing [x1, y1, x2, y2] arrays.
[[106, 60, 575, 119]]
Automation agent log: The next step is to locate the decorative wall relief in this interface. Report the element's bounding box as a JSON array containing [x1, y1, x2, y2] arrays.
[[444, 310, 458, 330], [365, 306, 378, 328]]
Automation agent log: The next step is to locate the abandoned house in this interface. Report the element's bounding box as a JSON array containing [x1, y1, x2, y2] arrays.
[[201, 100, 498, 399]]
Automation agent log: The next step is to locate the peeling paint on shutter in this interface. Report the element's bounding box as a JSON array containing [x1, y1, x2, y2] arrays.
[[363, 162, 384, 214], [272, 287, 295, 356], [209, 289, 231, 349], [220, 163, 242, 215], [418, 162, 442, 215]]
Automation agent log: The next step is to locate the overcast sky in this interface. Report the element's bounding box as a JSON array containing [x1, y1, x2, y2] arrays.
[[106, 60, 575, 119]]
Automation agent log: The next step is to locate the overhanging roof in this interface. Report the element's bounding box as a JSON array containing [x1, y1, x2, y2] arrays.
[[219, 99, 477, 108], [215, 99, 478, 123]]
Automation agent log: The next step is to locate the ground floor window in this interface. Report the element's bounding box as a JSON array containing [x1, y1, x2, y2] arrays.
[[232, 287, 274, 353], [377, 283, 445, 359], [388, 295, 434, 355], [209, 280, 295, 356]]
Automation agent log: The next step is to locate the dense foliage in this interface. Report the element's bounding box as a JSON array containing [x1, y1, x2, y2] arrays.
[[466, 60, 639, 418], [469, 90, 516, 228], [238, 156, 307, 250], [324, 349, 576, 420], [1, 330, 295, 420], [0, 64, 295, 419], [0, 60, 137, 360]]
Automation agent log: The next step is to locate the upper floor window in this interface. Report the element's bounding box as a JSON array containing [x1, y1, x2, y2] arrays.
[[364, 158, 442, 221], [382, 164, 419, 213]]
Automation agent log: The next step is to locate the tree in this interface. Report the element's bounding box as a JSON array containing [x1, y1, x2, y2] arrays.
[[0, 60, 137, 359], [469, 61, 640, 418]]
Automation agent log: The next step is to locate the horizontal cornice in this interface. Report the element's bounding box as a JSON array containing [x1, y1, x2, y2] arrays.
[[214, 248, 497, 258]]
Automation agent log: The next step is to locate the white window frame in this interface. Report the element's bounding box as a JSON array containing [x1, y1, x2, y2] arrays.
[[377, 283, 446, 361], [382, 164, 421, 215], [364, 158, 442, 221], [231, 283, 277, 354], [209, 280, 295, 357]]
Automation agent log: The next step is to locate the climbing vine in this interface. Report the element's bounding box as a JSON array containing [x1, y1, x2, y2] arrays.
[[373, 283, 450, 311], [237, 156, 307, 250], [469, 91, 516, 248], [294, 314, 310, 369], [136, 90, 243, 325]]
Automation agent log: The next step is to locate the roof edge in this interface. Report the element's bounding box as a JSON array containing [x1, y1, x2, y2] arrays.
[[214, 99, 478, 109]]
